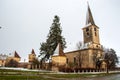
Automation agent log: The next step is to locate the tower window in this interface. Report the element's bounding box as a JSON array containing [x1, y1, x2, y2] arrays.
[[87, 32, 89, 36], [86, 28, 89, 32], [95, 32, 97, 36], [96, 45, 98, 48], [94, 28, 96, 31]]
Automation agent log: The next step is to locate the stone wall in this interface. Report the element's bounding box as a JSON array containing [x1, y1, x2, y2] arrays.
[[52, 56, 66, 71]]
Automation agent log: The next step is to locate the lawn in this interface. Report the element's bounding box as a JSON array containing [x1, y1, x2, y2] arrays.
[[0, 68, 119, 80]]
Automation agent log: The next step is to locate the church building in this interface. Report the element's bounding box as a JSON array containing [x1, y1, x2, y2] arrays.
[[51, 4, 105, 72]]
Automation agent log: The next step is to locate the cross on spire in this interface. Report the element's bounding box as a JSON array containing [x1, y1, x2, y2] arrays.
[[86, 2, 95, 25]]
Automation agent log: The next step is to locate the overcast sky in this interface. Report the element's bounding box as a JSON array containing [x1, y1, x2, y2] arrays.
[[0, 0, 120, 62]]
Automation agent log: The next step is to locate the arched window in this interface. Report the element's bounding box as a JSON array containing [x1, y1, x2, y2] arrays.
[[94, 28, 96, 31], [66, 58, 68, 64], [95, 32, 97, 36], [87, 32, 89, 36], [86, 28, 89, 32], [74, 57, 76, 64]]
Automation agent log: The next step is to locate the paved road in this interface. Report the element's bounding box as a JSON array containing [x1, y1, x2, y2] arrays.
[[64, 74, 120, 80]]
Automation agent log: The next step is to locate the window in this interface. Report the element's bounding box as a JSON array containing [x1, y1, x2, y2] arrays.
[[86, 28, 89, 32], [66, 58, 68, 64], [87, 32, 89, 36], [95, 32, 97, 36], [94, 28, 96, 31], [74, 57, 76, 64], [96, 45, 98, 48]]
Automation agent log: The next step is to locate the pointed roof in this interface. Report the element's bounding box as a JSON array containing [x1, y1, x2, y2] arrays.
[[31, 49, 36, 55], [53, 43, 65, 56], [14, 51, 21, 58], [86, 2, 95, 25]]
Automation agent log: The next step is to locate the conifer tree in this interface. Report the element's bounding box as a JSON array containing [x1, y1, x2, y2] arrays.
[[39, 15, 66, 61]]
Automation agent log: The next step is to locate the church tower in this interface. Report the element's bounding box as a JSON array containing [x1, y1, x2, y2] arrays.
[[28, 49, 36, 63], [64, 3, 104, 71], [81, 3, 103, 68], [82, 3, 101, 49]]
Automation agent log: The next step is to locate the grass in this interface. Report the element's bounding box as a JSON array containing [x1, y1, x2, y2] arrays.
[[0, 75, 50, 80], [0, 68, 119, 80]]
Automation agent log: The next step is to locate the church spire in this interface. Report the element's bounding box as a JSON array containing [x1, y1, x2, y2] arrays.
[[86, 2, 95, 25], [31, 49, 36, 55]]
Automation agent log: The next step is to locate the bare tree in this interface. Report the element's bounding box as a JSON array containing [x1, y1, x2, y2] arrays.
[[104, 48, 119, 69], [76, 41, 83, 50], [76, 41, 83, 68]]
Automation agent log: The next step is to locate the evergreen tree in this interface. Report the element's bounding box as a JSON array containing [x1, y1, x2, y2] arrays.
[[39, 15, 66, 61]]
